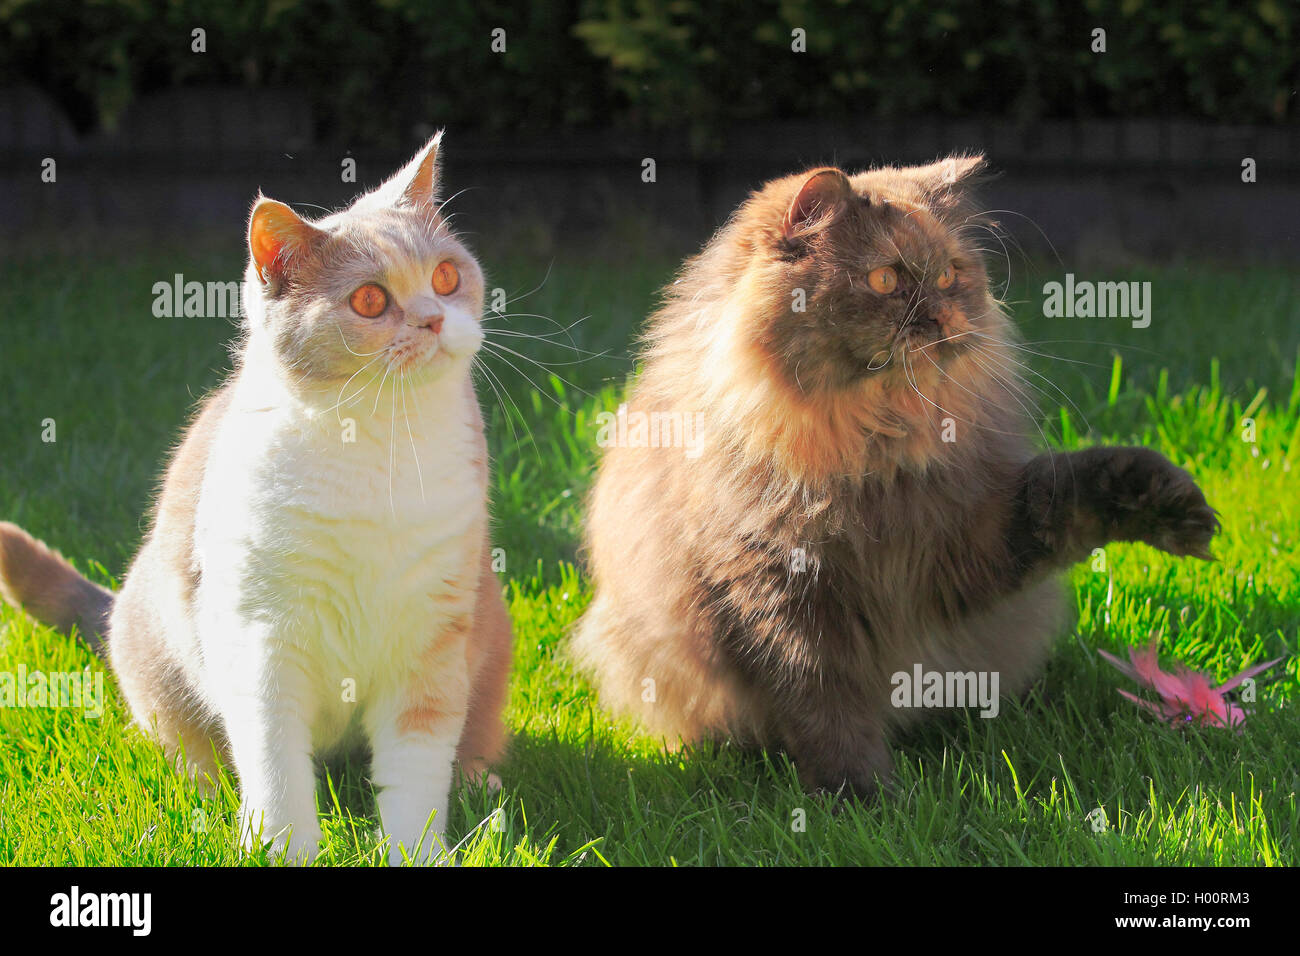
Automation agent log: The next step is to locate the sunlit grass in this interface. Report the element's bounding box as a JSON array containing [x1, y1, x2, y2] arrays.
[[0, 242, 1295, 865]]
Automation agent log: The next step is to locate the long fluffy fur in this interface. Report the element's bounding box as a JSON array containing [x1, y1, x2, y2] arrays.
[[572, 157, 1066, 787]]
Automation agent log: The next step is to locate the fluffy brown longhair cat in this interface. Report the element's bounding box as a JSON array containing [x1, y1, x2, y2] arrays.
[[573, 155, 1219, 794]]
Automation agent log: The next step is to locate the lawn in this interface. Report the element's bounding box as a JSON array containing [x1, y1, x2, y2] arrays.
[[0, 233, 1296, 865]]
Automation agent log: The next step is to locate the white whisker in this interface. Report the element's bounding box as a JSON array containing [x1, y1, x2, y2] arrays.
[[399, 371, 426, 504]]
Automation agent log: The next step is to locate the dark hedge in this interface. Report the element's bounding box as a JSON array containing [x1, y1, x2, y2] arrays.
[[3, 0, 1295, 149]]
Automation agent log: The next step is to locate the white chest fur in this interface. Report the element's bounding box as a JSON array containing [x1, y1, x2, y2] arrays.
[[191, 344, 486, 748]]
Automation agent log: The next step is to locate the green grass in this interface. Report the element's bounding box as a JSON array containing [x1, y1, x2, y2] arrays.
[[1, 236, 1297, 865]]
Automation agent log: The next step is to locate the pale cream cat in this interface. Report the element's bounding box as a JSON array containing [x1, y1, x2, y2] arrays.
[[0, 133, 513, 864]]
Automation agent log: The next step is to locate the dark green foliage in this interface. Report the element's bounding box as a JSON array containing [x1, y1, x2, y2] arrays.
[[3, 0, 1294, 148]]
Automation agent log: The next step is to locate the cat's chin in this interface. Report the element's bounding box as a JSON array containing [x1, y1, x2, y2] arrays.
[[386, 341, 447, 377], [847, 348, 913, 381], [845, 331, 963, 380], [384, 321, 482, 382], [391, 350, 447, 381], [901, 331, 968, 371], [388, 347, 479, 387]]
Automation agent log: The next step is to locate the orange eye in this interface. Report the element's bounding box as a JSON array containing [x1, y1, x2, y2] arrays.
[[349, 283, 388, 318], [937, 264, 957, 290], [432, 260, 460, 296], [868, 266, 898, 295]]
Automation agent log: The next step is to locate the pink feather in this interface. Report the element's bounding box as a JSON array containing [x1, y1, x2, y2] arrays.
[[1100, 639, 1282, 729]]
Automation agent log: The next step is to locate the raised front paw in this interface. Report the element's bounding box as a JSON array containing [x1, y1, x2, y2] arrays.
[[1096, 446, 1220, 560]]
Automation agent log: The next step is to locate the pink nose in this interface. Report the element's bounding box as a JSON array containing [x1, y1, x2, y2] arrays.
[[413, 314, 444, 334]]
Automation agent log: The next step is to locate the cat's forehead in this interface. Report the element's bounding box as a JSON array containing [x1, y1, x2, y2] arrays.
[[318, 207, 457, 263], [835, 194, 957, 267]]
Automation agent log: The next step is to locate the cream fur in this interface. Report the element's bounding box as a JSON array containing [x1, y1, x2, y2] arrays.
[[0, 135, 513, 864], [189, 307, 485, 862]]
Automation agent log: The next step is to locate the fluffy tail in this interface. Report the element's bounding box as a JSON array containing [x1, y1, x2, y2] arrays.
[[0, 522, 113, 654]]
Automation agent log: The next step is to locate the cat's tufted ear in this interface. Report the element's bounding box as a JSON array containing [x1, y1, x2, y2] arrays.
[[905, 153, 986, 211], [782, 168, 853, 241], [248, 196, 324, 285]]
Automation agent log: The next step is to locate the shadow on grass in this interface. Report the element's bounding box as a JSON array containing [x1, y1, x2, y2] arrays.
[[482, 654, 1296, 865]]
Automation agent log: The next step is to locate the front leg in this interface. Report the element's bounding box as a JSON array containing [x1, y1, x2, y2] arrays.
[[1007, 445, 1220, 580], [210, 641, 322, 863], [716, 604, 892, 798], [367, 621, 471, 866], [772, 678, 893, 799]]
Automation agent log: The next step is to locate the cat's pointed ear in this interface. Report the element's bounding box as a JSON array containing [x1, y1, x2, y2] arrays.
[[389, 130, 444, 213], [783, 168, 852, 241], [909, 153, 986, 210], [248, 196, 324, 285]]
